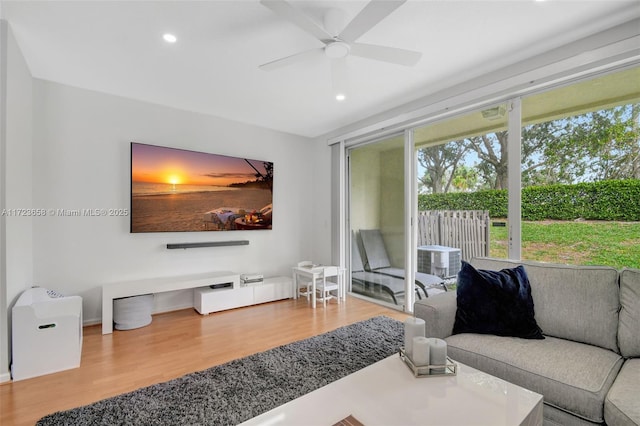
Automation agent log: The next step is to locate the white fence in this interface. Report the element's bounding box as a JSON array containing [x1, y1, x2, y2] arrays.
[[417, 210, 490, 261]]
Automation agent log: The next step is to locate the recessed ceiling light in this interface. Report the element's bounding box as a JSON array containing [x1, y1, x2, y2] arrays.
[[336, 94, 346, 102], [163, 33, 177, 43]]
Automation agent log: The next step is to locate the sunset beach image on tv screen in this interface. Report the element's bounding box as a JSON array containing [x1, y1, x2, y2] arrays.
[[130, 142, 273, 233]]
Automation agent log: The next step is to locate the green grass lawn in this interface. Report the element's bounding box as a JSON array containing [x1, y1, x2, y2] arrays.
[[489, 220, 640, 270]]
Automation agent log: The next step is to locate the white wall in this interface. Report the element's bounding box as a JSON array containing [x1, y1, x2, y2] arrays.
[[0, 20, 34, 383], [31, 79, 320, 324]]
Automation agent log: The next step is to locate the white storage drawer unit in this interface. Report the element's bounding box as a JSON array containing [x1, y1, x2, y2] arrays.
[[11, 287, 83, 381], [194, 276, 293, 315], [194, 286, 254, 315], [252, 277, 293, 304]]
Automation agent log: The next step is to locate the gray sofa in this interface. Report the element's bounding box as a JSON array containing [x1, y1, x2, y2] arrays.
[[414, 258, 640, 426]]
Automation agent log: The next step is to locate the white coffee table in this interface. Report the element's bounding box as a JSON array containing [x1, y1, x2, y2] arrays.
[[240, 354, 543, 426]]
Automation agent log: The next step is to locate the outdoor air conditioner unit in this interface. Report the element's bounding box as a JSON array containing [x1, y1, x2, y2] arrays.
[[417, 245, 462, 278]]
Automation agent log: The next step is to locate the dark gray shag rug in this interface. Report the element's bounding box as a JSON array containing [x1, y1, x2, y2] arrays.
[[37, 315, 402, 426]]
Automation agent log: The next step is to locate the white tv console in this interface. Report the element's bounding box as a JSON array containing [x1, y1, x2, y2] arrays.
[[102, 272, 292, 334], [102, 271, 239, 334], [194, 276, 292, 315]]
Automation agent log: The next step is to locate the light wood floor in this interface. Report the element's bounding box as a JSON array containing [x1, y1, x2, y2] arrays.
[[0, 296, 408, 426]]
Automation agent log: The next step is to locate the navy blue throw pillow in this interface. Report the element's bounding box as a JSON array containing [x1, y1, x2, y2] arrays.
[[453, 261, 544, 339]]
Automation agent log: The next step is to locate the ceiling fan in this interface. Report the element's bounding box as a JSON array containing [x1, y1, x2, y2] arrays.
[[259, 0, 421, 94]]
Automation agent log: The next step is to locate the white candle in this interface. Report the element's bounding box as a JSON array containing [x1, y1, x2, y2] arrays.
[[428, 338, 448, 373], [412, 336, 430, 367], [404, 317, 425, 358]]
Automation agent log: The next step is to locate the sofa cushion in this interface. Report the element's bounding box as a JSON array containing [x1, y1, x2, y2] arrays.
[[544, 404, 601, 426], [605, 359, 640, 426], [453, 261, 543, 339], [446, 333, 624, 424], [471, 258, 620, 352], [619, 268, 640, 358]]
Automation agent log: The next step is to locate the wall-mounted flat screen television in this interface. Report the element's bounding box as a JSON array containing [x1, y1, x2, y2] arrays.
[[130, 142, 273, 233]]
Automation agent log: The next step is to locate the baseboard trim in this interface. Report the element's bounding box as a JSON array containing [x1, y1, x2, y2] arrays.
[[152, 303, 195, 316], [0, 371, 12, 383], [83, 318, 101, 327]]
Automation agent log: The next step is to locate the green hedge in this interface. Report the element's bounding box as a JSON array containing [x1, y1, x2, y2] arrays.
[[418, 179, 640, 221]]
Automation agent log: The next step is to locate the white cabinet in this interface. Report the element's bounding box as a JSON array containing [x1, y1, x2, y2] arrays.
[[12, 288, 83, 381], [272, 276, 294, 299], [253, 284, 273, 305], [194, 276, 293, 315], [252, 276, 293, 304], [194, 286, 253, 315]]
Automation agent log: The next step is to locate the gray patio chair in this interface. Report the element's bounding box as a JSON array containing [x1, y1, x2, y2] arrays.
[[359, 229, 447, 297], [351, 233, 425, 305]]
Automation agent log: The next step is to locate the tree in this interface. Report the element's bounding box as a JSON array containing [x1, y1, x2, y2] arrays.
[[521, 104, 640, 185], [576, 104, 640, 181], [451, 164, 479, 192], [466, 131, 509, 189], [521, 119, 589, 186], [417, 103, 640, 195], [417, 140, 468, 194]]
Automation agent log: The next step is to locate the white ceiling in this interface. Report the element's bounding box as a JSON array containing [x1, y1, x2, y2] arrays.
[[2, 0, 639, 138]]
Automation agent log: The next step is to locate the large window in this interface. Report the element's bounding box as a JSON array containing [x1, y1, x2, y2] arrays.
[[344, 66, 639, 310], [518, 68, 640, 269]]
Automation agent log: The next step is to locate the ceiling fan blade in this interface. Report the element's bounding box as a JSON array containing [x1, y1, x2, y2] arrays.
[[261, 0, 332, 42], [350, 42, 421, 66], [259, 48, 324, 71], [331, 57, 348, 95], [338, 0, 406, 43]]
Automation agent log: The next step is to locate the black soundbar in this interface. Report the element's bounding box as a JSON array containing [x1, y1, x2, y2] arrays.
[[166, 240, 249, 249]]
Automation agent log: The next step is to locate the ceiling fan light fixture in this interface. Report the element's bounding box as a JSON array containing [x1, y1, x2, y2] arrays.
[[325, 41, 350, 59], [163, 33, 177, 43]]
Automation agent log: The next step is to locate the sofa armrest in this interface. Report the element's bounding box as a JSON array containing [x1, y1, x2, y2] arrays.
[[413, 291, 457, 339]]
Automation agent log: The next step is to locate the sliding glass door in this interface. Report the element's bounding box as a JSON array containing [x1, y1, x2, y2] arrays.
[[342, 65, 639, 312], [348, 133, 409, 310]]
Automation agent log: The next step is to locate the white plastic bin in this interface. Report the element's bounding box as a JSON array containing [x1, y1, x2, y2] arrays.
[[11, 287, 83, 381]]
